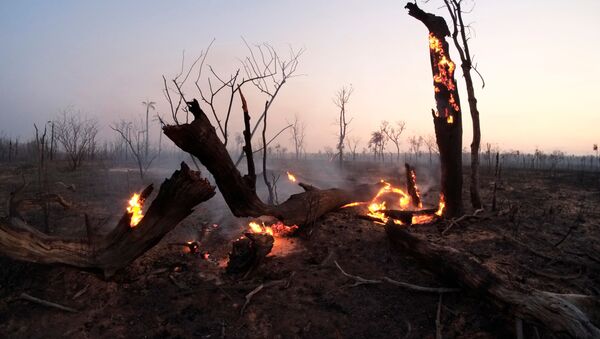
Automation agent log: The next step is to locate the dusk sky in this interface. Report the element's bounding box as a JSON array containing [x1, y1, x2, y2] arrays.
[[1, 0, 599, 154]]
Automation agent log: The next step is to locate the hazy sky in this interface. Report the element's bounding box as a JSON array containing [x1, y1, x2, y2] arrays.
[[1, 0, 599, 154]]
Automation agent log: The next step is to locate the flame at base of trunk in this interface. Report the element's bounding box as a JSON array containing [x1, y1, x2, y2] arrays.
[[126, 193, 144, 227]]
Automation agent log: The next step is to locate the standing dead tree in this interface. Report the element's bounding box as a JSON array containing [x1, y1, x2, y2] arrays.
[[382, 120, 407, 162], [110, 119, 156, 180], [53, 108, 99, 170], [333, 85, 353, 166], [346, 136, 361, 161], [142, 100, 156, 158], [405, 2, 464, 217], [163, 40, 303, 205], [442, 0, 484, 209], [289, 114, 306, 160]]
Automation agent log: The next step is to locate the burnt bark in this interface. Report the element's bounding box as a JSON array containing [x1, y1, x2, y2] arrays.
[[406, 3, 463, 217], [405, 163, 422, 208], [163, 99, 381, 226], [0, 162, 215, 278], [385, 224, 600, 338]]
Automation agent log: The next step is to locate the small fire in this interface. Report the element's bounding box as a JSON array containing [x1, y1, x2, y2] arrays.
[[248, 221, 299, 238], [286, 171, 297, 182], [249, 221, 274, 236], [127, 193, 144, 227], [366, 181, 411, 224], [435, 194, 446, 217]]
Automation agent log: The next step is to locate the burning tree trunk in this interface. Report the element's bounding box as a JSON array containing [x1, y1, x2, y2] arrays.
[[385, 224, 600, 338], [405, 3, 463, 217], [405, 163, 422, 208], [0, 162, 215, 277], [163, 99, 381, 227]]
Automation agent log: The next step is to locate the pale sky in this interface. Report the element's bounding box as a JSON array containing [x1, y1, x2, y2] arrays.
[[1, 0, 599, 155]]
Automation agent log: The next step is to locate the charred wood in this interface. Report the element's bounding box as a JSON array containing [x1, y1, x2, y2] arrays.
[[385, 224, 600, 338], [0, 162, 216, 278]]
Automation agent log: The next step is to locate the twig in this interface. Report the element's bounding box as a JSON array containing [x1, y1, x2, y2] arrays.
[[334, 260, 381, 287], [240, 279, 285, 315], [335, 261, 459, 293], [382, 277, 460, 293], [516, 317, 524, 339], [19, 293, 78, 313], [436, 294, 443, 339], [169, 274, 188, 290], [72, 284, 89, 299], [441, 208, 484, 235], [403, 319, 412, 339], [553, 224, 577, 247]]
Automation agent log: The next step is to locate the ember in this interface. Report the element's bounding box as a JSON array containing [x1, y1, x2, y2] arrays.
[[185, 241, 200, 254]]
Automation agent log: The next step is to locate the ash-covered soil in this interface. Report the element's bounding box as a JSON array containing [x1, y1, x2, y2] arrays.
[[0, 160, 598, 338]]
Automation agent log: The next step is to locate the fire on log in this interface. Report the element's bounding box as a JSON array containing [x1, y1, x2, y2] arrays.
[[385, 223, 600, 338], [0, 162, 216, 278]]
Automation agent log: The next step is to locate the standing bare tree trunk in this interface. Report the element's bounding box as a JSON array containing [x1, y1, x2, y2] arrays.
[[334, 85, 353, 167], [289, 114, 306, 160], [442, 0, 483, 209], [142, 100, 156, 158], [405, 3, 463, 217]]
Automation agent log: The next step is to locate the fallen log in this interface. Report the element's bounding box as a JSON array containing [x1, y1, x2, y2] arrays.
[[0, 162, 216, 278], [163, 99, 380, 226], [385, 224, 600, 338]]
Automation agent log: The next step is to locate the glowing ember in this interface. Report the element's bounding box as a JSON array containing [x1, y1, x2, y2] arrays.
[[286, 171, 297, 182], [126, 193, 144, 227]]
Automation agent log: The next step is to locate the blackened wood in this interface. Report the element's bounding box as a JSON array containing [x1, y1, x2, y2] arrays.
[[385, 223, 600, 338], [405, 163, 422, 208], [0, 162, 216, 278], [406, 2, 463, 217]]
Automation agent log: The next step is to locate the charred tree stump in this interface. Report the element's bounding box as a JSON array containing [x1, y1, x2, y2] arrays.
[[163, 99, 381, 226], [405, 163, 422, 208], [405, 3, 463, 217], [385, 224, 600, 338], [0, 162, 216, 277], [226, 232, 274, 278]]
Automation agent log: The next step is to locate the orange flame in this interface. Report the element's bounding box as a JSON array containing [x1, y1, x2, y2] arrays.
[[248, 221, 298, 238], [286, 171, 297, 182], [435, 194, 446, 217], [341, 202, 363, 208], [127, 193, 144, 227], [429, 33, 459, 125]]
